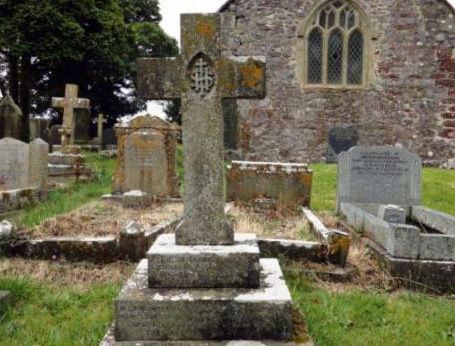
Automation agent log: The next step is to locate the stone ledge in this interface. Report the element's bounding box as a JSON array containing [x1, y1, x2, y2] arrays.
[[258, 238, 325, 262], [148, 233, 260, 288], [366, 238, 455, 292], [115, 258, 293, 342]]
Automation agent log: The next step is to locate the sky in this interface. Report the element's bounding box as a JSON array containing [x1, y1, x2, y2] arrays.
[[146, 0, 227, 117]]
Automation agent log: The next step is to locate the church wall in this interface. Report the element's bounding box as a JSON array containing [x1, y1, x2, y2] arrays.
[[220, 0, 455, 163]]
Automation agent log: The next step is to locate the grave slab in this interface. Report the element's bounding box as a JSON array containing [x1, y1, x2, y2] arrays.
[[115, 259, 293, 342], [148, 233, 260, 288]]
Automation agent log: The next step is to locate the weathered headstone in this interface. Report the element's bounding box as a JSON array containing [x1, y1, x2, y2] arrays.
[[227, 161, 313, 209], [105, 14, 294, 345], [29, 139, 49, 190], [51, 84, 90, 145], [337, 146, 422, 210], [49, 125, 63, 148], [326, 126, 359, 163], [102, 128, 117, 149], [138, 14, 265, 245], [113, 114, 179, 197], [74, 109, 91, 144], [124, 130, 168, 195], [0, 138, 29, 190], [0, 95, 22, 139], [29, 118, 50, 141]]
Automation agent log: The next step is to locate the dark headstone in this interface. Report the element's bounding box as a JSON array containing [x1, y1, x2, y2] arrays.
[[102, 128, 117, 149], [49, 125, 63, 150], [74, 109, 90, 144], [326, 126, 359, 163]]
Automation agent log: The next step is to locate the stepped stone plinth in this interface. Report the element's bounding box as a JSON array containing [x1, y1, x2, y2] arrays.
[[114, 258, 293, 342], [102, 13, 298, 345]]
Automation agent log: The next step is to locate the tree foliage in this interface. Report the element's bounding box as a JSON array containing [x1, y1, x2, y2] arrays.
[[0, 0, 178, 140]]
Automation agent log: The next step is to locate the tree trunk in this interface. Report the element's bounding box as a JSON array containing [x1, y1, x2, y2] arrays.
[[8, 54, 19, 102], [19, 53, 31, 142]]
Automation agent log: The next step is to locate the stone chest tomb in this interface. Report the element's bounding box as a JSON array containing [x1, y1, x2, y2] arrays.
[[113, 114, 179, 198], [103, 13, 296, 345], [227, 160, 313, 210]]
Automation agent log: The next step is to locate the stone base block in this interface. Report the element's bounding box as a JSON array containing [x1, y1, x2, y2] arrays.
[[366, 238, 455, 292], [148, 233, 260, 288], [115, 259, 293, 342]]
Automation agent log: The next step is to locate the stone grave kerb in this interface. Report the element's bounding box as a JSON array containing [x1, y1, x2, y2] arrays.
[[137, 14, 266, 246], [52, 84, 90, 145]]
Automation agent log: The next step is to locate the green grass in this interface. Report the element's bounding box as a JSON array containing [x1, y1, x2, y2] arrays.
[[0, 277, 120, 346], [2, 152, 116, 228], [310, 163, 455, 215], [287, 273, 455, 346]]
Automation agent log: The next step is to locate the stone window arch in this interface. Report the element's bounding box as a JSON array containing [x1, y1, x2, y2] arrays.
[[303, 0, 367, 87]]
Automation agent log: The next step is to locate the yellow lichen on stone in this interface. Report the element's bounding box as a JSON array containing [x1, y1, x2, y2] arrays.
[[195, 19, 215, 38], [240, 61, 264, 89]]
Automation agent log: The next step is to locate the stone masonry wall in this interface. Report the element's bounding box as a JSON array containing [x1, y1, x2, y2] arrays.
[[220, 0, 455, 163]]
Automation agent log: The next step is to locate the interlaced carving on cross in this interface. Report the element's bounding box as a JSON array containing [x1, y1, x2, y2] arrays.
[[190, 57, 216, 98]]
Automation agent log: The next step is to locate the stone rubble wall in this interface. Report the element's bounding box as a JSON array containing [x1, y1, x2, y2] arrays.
[[220, 0, 455, 163]]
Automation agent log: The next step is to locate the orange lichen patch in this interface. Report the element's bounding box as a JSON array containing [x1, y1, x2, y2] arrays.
[[196, 19, 216, 38], [240, 61, 264, 89]]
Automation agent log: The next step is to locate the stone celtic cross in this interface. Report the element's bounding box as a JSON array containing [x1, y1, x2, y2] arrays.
[[138, 14, 266, 246], [52, 84, 90, 145]]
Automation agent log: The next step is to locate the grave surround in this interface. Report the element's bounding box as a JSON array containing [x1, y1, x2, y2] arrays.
[[338, 146, 455, 290]]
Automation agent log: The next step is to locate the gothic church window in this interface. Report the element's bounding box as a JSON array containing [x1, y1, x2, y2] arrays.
[[306, 0, 365, 87]]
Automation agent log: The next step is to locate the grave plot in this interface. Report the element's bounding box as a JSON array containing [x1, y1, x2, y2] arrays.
[[338, 146, 455, 291], [7, 200, 183, 263]]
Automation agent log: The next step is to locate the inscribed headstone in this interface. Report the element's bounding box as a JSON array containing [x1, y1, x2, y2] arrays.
[[124, 130, 168, 195], [337, 146, 421, 209]]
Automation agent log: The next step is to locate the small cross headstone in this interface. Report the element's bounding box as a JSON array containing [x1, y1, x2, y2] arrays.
[[97, 113, 108, 143], [51, 84, 90, 145], [138, 14, 265, 245]]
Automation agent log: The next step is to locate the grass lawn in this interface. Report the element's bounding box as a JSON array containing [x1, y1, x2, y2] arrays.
[[287, 273, 455, 346]]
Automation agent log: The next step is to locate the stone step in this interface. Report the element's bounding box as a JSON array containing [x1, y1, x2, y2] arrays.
[[49, 153, 84, 166], [114, 258, 293, 342], [148, 233, 261, 288]]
